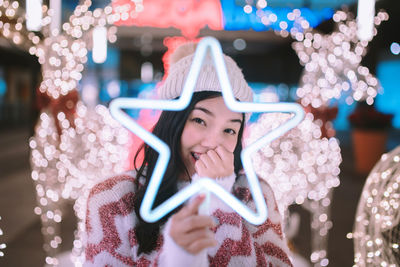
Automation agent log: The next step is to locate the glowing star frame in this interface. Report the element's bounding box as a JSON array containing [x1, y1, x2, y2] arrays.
[[109, 37, 304, 225]]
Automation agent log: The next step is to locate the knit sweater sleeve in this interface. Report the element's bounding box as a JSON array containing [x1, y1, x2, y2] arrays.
[[84, 172, 163, 267], [205, 174, 293, 267]]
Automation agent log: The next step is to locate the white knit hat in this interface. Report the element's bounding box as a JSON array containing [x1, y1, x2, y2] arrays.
[[158, 42, 253, 103]]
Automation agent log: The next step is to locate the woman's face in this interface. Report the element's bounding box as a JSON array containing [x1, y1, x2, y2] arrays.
[[180, 96, 243, 178]]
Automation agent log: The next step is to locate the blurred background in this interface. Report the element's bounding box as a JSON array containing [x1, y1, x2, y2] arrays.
[[0, 0, 399, 266]]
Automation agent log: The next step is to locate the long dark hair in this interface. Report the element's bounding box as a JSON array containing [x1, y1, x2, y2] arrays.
[[133, 91, 245, 255]]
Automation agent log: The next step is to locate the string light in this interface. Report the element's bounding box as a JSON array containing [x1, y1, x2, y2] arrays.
[[292, 10, 388, 108], [247, 6, 388, 108], [1, 0, 118, 99], [0, 216, 5, 257], [2, 0, 127, 265], [353, 145, 400, 267], [252, 5, 324, 39], [27, 1, 126, 262], [247, 112, 341, 266], [30, 103, 132, 265]]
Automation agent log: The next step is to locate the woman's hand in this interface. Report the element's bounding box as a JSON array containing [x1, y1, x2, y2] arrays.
[[195, 146, 234, 179], [169, 195, 217, 254]]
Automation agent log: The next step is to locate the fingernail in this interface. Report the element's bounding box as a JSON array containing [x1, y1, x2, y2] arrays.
[[195, 194, 205, 202]]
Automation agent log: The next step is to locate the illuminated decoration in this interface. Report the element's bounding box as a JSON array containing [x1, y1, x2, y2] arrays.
[[352, 145, 400, 267], [12, 0, 125, 265], [0, 216, 4, 257], [17, 1, 117, 99], [37, 3, 117, 99], [390, 42, 400, 55], [247, 112, 341, 266], [357, 0, 375, 41], [292, 10, 388, 108], [92, 26, 107, 63], [30, 103, 132, 265], [112, 0, 223, 38], [222, 1, 333, 35], [26, 0, 43, 31], [141, 62, 153, 83], [0, 0, 117, 100], [0, 1, 38, 47], [109, 37, 305, 225], [111, 0, 332, 38]]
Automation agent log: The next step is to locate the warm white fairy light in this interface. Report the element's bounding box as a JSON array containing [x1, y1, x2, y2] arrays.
[[247, 112, 341, 266], [253, 6, 313, 39], [1, 0, 128, 265], [248, 7, 388, 108], [0, 216, 5, 257], [1, 0, 118, 99], [353, 145, 400, 267], [28, 1, 124, 263], [292, 10, 388, 108], [36, 1, 117, 99], [0, 1, 31, 46], [30, 103, 132, 265]]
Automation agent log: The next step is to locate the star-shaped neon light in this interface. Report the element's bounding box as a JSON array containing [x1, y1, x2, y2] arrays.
[[109, 37, 304, 225]]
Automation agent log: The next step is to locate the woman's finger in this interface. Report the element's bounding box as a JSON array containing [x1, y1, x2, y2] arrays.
[[177, 228, 214, 247], [199, 153, 214, 169], [195, 159, 207, 176], [215, 146, 234, 162], [175, 194, 205, 219], [206, 150, 222, 165], [215, 146, 234, 171], [186, 237, 218, 254], [178, 215, 214, 233]]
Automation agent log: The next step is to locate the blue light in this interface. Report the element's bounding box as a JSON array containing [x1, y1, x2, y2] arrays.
[[390, 42, 400, 55], [376, 60, 400, 129], [221, 0, 333, 32], [0, 79, 6, 97]]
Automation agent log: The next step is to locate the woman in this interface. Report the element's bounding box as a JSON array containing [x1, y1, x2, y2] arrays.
[[84, 42, 292, 266]]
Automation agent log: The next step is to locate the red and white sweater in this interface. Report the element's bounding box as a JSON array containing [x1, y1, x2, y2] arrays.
[[84, 171, 292, 267]]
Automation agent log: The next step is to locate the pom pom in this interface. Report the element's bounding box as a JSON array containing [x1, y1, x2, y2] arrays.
[[170, 42, 197, 65]]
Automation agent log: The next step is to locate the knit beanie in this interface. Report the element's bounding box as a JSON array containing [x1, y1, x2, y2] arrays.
[[158, 42, 253, 103]]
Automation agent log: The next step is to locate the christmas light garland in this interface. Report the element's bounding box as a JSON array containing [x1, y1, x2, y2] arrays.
[[292, 10, 388, 108], [352, 145, 400, 267], [27, 2, 131, 264], [0, 216, 4, 257], [247, 112, 341, 266], [30, 103, 132, 265], [1, 0, 129, 265]]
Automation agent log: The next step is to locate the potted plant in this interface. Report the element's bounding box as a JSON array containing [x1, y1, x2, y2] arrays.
[[348, 101, 393, 174]]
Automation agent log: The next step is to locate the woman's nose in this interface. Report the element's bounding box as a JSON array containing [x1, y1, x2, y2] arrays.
[[201, 131, 223, 149]]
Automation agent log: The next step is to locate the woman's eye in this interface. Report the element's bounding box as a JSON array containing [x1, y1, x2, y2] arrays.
[[192, 118, 205, 125], [225, 128, 236, 135]]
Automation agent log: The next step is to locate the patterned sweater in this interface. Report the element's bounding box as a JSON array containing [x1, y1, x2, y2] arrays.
[[84, 171, 292, 266]]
